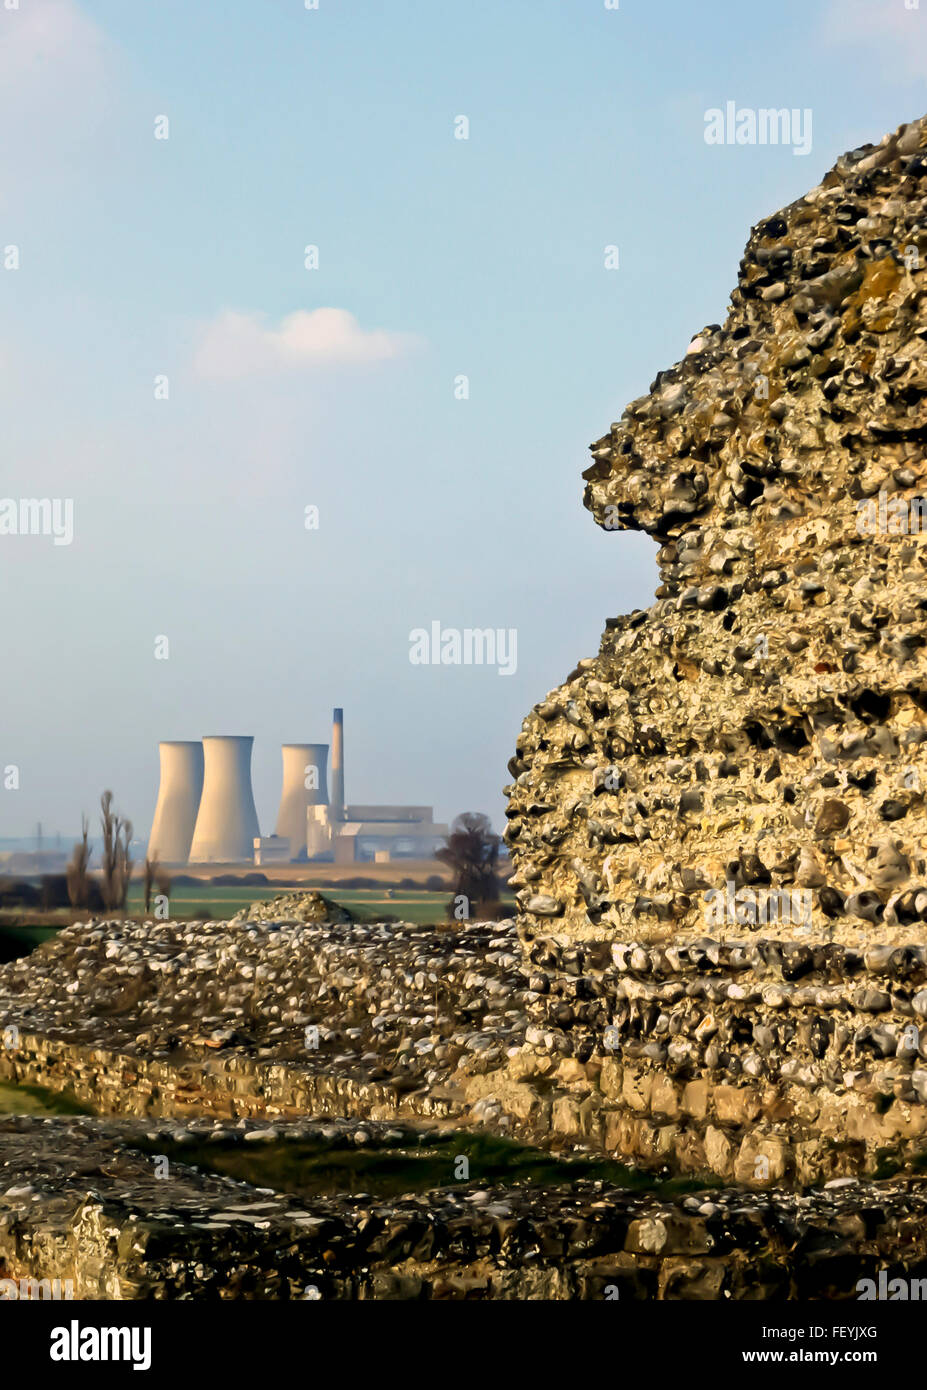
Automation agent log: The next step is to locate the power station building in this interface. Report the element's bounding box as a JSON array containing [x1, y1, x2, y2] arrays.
[[275, 741, 329, 859], [146, 709, 447, 865], [188, 736, 261, 864], [147, 741, 204, 864]]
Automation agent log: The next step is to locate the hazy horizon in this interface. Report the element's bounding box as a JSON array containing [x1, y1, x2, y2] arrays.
[[1, 0, 923, 841]]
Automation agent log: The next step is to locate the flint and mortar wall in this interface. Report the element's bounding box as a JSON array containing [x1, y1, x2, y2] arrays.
[[4, 1116, 927, 1301], [501, 931, 927, 1184], [8, 924, 927, 1186], [506, 116, 927, 944]]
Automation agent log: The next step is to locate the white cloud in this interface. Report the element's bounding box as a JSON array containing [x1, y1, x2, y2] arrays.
[[0, 0, 115, 205], [821, 0, 927, 78], [192, 307, 420, 379], [0, 0, 108, 106]]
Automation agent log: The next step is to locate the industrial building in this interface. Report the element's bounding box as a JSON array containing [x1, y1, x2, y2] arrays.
[[252, 835, 292, 866], [307, 802, 448, 863], [145, 709, 447, 865]]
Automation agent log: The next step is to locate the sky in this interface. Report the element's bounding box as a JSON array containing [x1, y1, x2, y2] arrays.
[[0, 0, 924, 845]]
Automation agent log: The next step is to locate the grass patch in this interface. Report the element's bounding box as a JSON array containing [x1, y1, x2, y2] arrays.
[[0, 1079, 89, 1117], [132, 1129, 714, 1201], [0, 924, 61, 963]]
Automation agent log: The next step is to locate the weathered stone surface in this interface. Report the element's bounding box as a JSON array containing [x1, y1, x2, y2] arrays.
[[228, 889, 353, 927], [8, 912, 927, 1185], [4, 1114, 927, 1300], [505, 114, 927, 947], [0, 910, 528, 1107]]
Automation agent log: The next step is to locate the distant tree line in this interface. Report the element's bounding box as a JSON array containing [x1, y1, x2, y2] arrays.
[[64, 790, 167, 916]]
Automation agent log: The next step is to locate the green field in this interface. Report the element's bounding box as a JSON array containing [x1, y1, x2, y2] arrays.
[[0, 884, 515, 938], [0, 923, 60, 959], [0, 1079, 88, 1116], [125, 883, 514, 925], [0, 884, 515, 962]]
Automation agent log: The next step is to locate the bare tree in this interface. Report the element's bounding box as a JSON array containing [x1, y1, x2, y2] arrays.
[[155, 866, 172, 901], [436, 812, 501, 921], [66, 815, 92, 911], [118, 819, 134, 910], [143, 854, 159, 914], [100, 790, 133, 911]]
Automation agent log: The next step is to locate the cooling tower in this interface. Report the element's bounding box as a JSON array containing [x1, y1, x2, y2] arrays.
[[188, 736, 261, 863], [331, 708, 345, 823], [274, 743, 329, 859], [146, 741, 204, 865]]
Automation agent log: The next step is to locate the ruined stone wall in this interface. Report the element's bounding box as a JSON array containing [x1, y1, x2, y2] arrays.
[[0, 1027, 458, 1124], [505, 115, 927, 945], [4, 1115, 927, 1300], [506, 933, 927, 1185], [8, 909, 927, 1185]]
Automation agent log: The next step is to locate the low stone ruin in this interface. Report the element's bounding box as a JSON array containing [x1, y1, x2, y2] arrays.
[[228, 889, 353, 927], [4, 1114, 927, 1300], [5, 901, 927, 1190]]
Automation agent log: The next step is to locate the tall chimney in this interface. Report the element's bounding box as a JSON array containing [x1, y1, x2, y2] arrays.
[[147, 741, 204, 865], [188, 736, 261, 863], [275, 743, 329, 859], [331, 708, 345, 822]]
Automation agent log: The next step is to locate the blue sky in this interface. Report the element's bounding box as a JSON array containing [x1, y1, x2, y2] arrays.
[[0, 0, 924, 843]]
